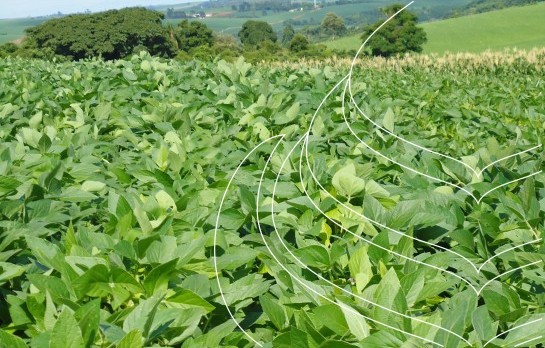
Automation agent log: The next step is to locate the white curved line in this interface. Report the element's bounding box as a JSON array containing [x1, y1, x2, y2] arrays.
[[213, 134, 285, 348], [477, 239, 542, 272], [255, 137, 445, 347], [483, 318, 543, 347], [476, 170, 542, 203], [514, 335, 543, 347], [269, 137, 469, 345], [341, 79, 541, 204], [475, 260, 542, 296], [480, 144, 542, 175], [346, 1, 540, 179]]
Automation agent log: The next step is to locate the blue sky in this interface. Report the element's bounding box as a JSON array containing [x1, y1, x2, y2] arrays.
[[0, 0, 195, 19]]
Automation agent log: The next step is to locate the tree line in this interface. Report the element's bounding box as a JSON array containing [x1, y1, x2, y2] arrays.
[[0, 5, 426, 62]]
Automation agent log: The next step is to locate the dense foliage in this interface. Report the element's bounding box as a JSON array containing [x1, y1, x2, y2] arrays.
[[238, 20, 277, 46], [362, 4, 427, 57], [25, 8, 175, 60], [321, 13, 347, 38], [174, 20, 214, 53], [0, 49, 544, 347]]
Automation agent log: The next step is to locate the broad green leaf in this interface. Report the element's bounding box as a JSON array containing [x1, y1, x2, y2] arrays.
[[471, 305, 497, 342], [167, 289, 214, 312], [275, 102, 300, 125], [273, 327, 313, 348], [337, 301, 370, 340], [117, 330, 143, 348], [50, 310, 85, 348], [0, 330, 28, 348], [260, 294, 287, 330], [292, 245, 330, 269], [332, 163, 366, 198], [81, 180, 106, 192], [383, 107, 395, 132]]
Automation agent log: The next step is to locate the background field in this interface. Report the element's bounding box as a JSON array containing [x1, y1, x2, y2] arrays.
[[0, 18, 45, 44], [167, 0, 471, 34], [0, 0, 470, 43], [323, 2, 545, 54]]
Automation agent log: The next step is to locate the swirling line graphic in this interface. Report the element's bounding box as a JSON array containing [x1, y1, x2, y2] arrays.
[[214, 2, 545, 347], [344, 1, 542, 201]]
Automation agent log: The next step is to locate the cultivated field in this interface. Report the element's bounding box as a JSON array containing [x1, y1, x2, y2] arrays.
[[323, 2, 545, 54], [0, 48, 544, 346]]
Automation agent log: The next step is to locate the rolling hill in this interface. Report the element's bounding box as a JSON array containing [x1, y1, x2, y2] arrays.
[[323, 2, 545, 54]]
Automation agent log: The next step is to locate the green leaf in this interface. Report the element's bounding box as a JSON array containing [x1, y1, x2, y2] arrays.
[[0, 262, 25, 285], [383, 107, 395, 132], [292, 245, 330, 269], [332, 163, 366, 198], [275, 102, 300, 125], [81, 180, 106, 192], [38, 134, 52, 153], [472, 305, 497, 342], [122, 296, 164, 340], [313, 304, 349, 336], [273, 327, 312, 348], [502, 314, 545, 347], [50, 310, 85, 348], [117, 330, 143, 348], [348, 244, 372, 292], [337, 301, 370, 340], [74, 300, 100, 347], [0, 330, 28, 348], [260, 294, 287, 330], [373, 268, 410, 336], [143, 258, 179, 295], [167, 289, 214, 312]]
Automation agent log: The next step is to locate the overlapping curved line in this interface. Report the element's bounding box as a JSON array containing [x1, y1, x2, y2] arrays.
[[268, 137, 468, 345], [261, 135, 542, 346], [342, 81, 543, 204], [213, 2, 544, 346], [347, 1, 542, 181], [300, 70, 542, 290], [483, 318, 543, 347], [256, 136, 445, 347], [212, 134, 543, 347], [213, 134, 285, 347]]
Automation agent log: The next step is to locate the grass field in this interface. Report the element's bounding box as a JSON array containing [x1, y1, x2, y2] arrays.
[[323, 2, 545, 54], [0, 18, 46, 44]]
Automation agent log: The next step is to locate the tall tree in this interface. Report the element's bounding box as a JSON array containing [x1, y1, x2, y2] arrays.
[[361, 4, 427, 57], [288, 34, 309, 52], [175, 20, 214, 52], [25, 8, 175, 60], [238, 20, 277, 46], [320, 12, 346, 38], [281, 24, 295, 46]]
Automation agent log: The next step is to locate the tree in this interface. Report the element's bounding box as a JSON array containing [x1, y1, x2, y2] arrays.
[[361, 4, 427, 57], [212, 33, 242, 61], [281, 24, 295, 46], [288, 34, 309, 52], [238, 20, 277, 46], [25, 7, 175, 60], [175, 20, 214, 52], [320, 13, 346, 38]]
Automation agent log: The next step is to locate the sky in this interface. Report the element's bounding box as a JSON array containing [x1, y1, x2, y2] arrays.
[[0, 0, 196, 19]]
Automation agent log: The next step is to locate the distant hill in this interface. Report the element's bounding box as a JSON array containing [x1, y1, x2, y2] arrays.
[[449, 0, 544, 17], [322, 2, 545, 54]]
